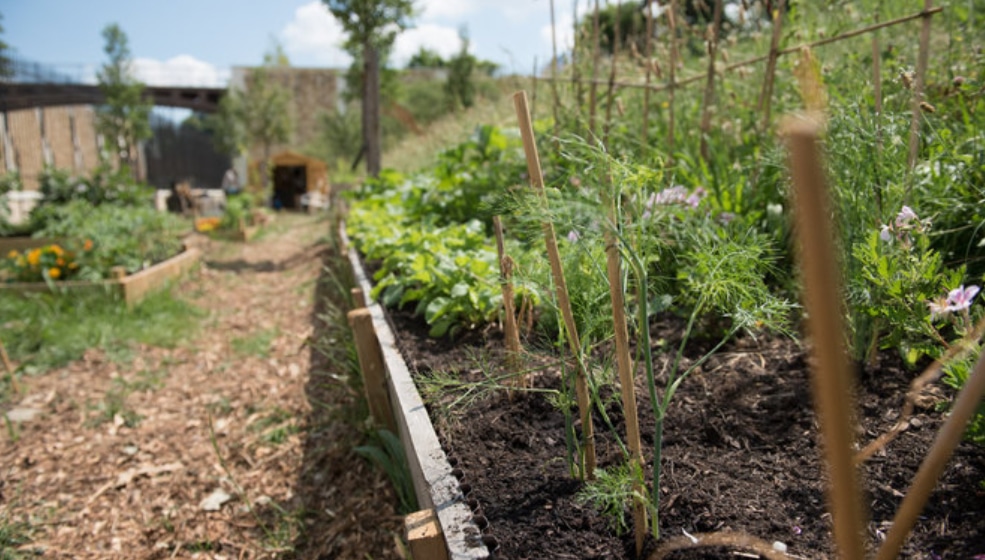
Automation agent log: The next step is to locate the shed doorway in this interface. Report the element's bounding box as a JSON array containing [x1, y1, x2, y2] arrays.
[[273, 165, 306, 209]]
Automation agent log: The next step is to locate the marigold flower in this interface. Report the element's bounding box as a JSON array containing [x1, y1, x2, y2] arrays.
[[48, 267, 61, 279], [83, 239, 94, 251], [27, 249, 41, 266]]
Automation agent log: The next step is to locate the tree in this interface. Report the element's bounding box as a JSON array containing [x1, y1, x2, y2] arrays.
[[324, 0, 415, 177], [96, 24, 152, 175], [444, 30, 476, 110], [208, 63, 293, 195], [407, 47, 445, 69]]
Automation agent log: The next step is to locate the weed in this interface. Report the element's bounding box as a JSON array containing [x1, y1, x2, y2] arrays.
[[86, 382, 141, 428], [0, 513, 32, 560], [575, 463, 646, 536], [355, 430, 418, 514]]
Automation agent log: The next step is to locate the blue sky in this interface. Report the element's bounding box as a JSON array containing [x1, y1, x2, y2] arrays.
[[2, 0, 579, 86]]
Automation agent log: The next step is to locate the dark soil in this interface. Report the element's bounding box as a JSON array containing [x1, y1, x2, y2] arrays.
[[383, 306, 985, 560]]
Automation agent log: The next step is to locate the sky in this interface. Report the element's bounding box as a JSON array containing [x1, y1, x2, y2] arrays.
[[1, 0, 584, 87]]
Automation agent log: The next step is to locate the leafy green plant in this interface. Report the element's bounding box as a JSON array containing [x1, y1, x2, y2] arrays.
[[30, 200, 187, 279], [355, 429, 418, 515], [575, 463, 646, 536]]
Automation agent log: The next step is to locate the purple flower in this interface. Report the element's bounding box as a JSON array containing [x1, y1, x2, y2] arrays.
[[946, 284, 980, 312], [791, 526, 802, 536], [895, 205, 918, 228], [879, 224, 893, 242], [718, 212, 735, 225], [567, 230, 580, 243]]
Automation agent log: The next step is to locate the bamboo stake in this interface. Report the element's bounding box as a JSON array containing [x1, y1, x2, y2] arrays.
[[514, 90, 597, 479], [872, 8, 884, 214], [757, 0, 786, 132], [550, 0, 561, 145], [603, 0, 622, 148], [572, 0, 584, 132], [666, 0, 679, 161], [783, 116, 866, 560], [538, 6, 942, 95], [699, 0, 724, 163], [493, 216, 526, 391], [642, 0, 654, 145], [531, 57, 539, 121], [602, 187, 646, 555], [907, 0, 934, 174], [875, 345, 985, 560], [589, 0, 601, 137]]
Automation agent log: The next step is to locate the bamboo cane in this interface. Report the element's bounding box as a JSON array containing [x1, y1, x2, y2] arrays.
[[514, 90, 597, 479], [758, 0, 786, 132], [550, 0, 562, 146], [872, 8, 884, 214], [589, 0, 601, 137], [642, 0, 654, 145], [602, 186, 646, 555], [907, 0, 934, 175], [603, 0, 622, 149], [699, 0, 724, 163], [784, 116, 866, 560], [875, 344, 985, 560], [538, 6, 942, 95], [493, 216, 526, 391], [666, 0, 679, 161]]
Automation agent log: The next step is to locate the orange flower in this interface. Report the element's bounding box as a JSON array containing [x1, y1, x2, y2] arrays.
[[6, 250, 17, 259], [57, 258, 65, 266], [48, 267, 61, 279], [83, 239, 94, 251], [27, 249, 41, 267]]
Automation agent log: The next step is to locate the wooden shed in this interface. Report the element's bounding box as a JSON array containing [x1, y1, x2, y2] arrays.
[[258, 151, 329, 210]]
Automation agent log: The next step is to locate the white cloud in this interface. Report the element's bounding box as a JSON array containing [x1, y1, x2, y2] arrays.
[[279, 1, 351, 67], [419, 0, 474, 19], [132, 55, 229, 87], [392, 23, 467, 67], [540, 2, 594, 53]]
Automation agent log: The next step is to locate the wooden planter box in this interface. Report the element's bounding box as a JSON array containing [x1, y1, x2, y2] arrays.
[[0, 237, 59, 254], [0, 248, 201, 306], [342, 224, 491, 560]]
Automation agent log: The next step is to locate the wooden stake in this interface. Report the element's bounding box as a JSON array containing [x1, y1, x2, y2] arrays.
[[758, 0, 787, 132], [603, 0, 622, 148], [642, 0, 654, 145], [666, 0, 679, 161], [514, 90, 596, 479], [589, 0, 601, 137], [493, 216, 525, 390], [351, 287, 367, 308], [875, 346, 985, 560], [699, 0, 724, 163], [872, 8, 884, 214], [347, 308, 397, 433], [783, 115, 866, 560], [550, 0, 561, 144], [907, 0, 934, 174], [603, 189, 646, 555], [405, 509, 449, 560]]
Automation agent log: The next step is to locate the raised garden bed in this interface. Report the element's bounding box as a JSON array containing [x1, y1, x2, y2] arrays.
[[0, 247, 201, 306], [0, 237, 59, 254]]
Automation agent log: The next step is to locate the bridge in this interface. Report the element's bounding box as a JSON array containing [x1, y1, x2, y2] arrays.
[[0, 82, 226, 112], [0, 57, 227, 112]]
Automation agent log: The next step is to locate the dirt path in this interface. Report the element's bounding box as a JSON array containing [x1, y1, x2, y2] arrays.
[[1, 213, 402, 559]]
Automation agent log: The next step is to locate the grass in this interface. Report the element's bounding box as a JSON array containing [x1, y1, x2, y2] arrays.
[[0, 514, 32, 560], [0, 288, 202, 402], [231, 327, 279, 358]]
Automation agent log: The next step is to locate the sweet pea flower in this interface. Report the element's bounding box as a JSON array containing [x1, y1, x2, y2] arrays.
[[946, 284, 980, 312], [567, 230, 580, 243], [895, 205, 918, 228], [879, 224, 893, 242], [928, 297, 950, 321]]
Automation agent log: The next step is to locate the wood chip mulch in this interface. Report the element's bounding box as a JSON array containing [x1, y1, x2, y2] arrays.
[[1, 214, 404, 559]]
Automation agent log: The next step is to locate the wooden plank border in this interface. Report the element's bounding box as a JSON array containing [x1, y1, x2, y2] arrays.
[[340, 221, 490, 560], [0, 248, 201, 306]]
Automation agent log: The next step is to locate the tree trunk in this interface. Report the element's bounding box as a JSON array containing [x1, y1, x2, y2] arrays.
[[363, 42, 382, 178]]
